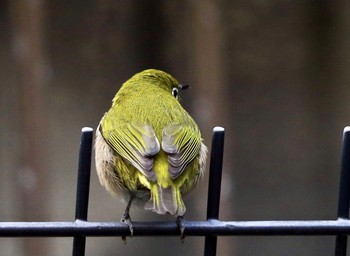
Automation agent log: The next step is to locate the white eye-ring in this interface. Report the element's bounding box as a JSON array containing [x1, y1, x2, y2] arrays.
[[172, 87, 179, 99]]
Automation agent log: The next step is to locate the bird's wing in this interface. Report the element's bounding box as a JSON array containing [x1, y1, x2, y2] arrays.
[[102, 122, 160, 182], [162, 123, 201, 179]]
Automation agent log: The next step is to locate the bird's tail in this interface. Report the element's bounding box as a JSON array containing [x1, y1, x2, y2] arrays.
[[144, 184, 186, 216]]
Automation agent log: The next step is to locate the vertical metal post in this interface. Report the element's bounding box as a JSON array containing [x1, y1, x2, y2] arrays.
[[72, 127, 93, 256], [335, 127, 350, 256], [204, 127, 225, 256]]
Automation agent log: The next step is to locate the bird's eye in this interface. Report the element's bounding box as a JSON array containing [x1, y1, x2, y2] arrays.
[[172, 87, 179, 99]]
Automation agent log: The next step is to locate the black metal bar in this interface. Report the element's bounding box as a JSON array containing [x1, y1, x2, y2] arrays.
[[204, 127, 225, 256], [1, 220, 350, 237], [335, 127, 350, 256], [72, 127, 93, 256]]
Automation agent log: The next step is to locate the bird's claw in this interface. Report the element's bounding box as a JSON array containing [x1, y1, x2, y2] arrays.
[[121, 213, 133, 243], [176, 216, 185, 243]]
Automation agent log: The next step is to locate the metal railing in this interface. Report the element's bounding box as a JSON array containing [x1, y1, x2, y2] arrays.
[[1, 126, 350, 256]]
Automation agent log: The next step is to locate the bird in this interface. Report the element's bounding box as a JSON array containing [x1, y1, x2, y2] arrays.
[[95, 69, 207, 240]]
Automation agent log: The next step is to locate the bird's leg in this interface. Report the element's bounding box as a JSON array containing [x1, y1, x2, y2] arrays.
[[176, 215, 186, 242], [121, 194, 134, 242]]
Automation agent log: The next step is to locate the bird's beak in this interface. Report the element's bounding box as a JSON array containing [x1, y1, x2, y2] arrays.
[[179, 84, 190, 90]]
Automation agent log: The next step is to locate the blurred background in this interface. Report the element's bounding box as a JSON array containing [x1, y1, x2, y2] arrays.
[[1, 0, 350, 255]]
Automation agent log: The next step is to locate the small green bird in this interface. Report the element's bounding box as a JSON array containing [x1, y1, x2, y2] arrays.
[[95, 69, 207, 237]]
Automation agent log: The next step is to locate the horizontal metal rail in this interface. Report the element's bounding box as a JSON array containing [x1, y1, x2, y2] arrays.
[[1, 219, 350, 237]]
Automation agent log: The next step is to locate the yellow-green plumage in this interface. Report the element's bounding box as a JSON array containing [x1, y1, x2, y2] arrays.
[[95, 69, 207, 217]]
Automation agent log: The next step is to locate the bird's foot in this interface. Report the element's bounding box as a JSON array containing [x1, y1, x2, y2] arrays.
[[176, 216, 185, 243], [121, 213, 133, 243]]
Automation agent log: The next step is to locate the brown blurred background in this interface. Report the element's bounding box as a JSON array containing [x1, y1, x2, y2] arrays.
[[1, 0, 350, 255]]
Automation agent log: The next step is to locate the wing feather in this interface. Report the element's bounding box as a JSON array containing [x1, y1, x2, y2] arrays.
[[162, 123, 201, 179], [101, 122, 160, 182]]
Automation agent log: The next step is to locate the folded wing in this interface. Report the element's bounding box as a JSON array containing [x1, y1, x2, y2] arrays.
[[101, 122, 160, 182], [162, 123, 201, 179]]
